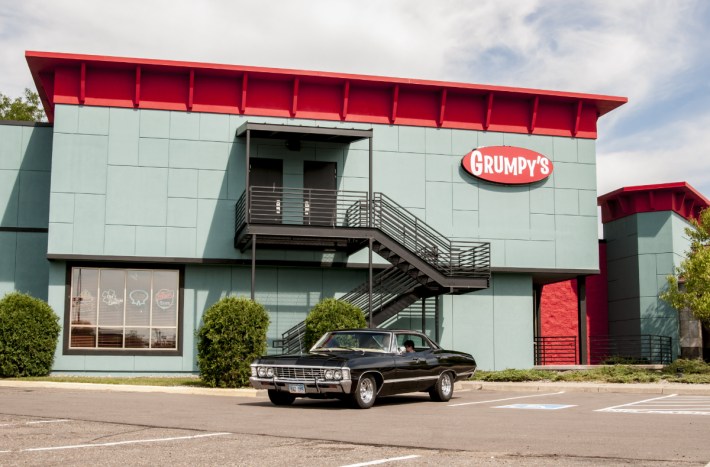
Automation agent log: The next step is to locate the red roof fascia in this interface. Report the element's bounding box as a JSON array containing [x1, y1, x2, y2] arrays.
[[597, 182, 710, 224], [25, 50, 627, 138]]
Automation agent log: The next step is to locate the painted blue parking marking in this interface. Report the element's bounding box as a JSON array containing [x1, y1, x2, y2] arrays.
[[494, 404, 576, 410]]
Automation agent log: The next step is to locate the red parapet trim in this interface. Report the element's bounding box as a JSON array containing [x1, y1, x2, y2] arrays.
[[438, 88, 447, 127], [390, 84, 399, 124], [134, 66, 141, 107], [25, 50, 626, 135], [598, 182, 710, 224], [484, 92, 493, 130], [240, 73, 248, 113], [573, 100, 582, 136], [529, 96, 539, 133], [341, 80, 350, 120], [79, 62, 86, 104], [188, 69, 194, 111], [291, 78, 299, 117]]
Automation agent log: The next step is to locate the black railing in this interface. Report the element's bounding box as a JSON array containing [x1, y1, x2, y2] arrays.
[[240, 186, 369, 227], [339, 268, 420, 312], [589, 335, 672, 365], [372, 193, 490, 278], [278, 268, 419, 354], [534, 336, 577, 365], [236, 187, 491, 281]]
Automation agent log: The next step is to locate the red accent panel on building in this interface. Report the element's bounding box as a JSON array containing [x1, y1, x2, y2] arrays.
[[598, 182, 710, 224], [539, 242, 609, 364], [541, 280, 579, 339], [25, 51, 626, 137]]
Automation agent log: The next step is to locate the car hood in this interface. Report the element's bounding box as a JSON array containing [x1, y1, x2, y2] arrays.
[[253, 351, 380, 367]]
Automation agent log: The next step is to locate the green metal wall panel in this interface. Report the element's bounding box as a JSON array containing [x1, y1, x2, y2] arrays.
[[0, 123, 51, 299]]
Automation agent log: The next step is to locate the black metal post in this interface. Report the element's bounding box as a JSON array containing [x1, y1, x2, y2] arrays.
[[245, 129, 251, 222], [435, 295, 440, 343], [368, 237, 373, 328], [368, 136, 372, 223], [368, 135, 374, 329], [577, 276, 588, 364], [251, 234, 256, 300], [421, 298, 426, 334]]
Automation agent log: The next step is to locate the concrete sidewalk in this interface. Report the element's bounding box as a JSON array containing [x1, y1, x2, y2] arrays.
[[2, 379, 709, 397]]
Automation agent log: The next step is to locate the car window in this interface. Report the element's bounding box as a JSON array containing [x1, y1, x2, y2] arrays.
[[396, 334, 432, 352], [313, 331, 392, 352]]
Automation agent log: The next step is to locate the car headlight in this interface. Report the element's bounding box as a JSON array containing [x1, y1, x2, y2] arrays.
[[266, 367, 274, 378], [257, 367, 267, 378], [333, 370, 342, 380], [324, 369, 334, 380]]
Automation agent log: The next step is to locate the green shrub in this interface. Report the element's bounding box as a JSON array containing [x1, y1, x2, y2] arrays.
[[663, 358, 710, 375], [303, 298, 366, 350], [196, 296, 270, 388], [0, 292, 60, 377]]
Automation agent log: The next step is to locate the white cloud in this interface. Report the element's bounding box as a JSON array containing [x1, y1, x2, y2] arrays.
[[2, 0, 710, 203], [597, 112, 710, 196]]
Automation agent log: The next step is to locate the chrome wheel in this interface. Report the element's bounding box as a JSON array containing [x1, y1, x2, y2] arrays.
[[359, 377, 374, 404], [352, 375, 377, 409], [430, 372, 454, 402], [441, 373, 453, 397]]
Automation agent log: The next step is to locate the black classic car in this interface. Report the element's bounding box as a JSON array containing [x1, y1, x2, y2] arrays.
[[249, 329, 476, 409]]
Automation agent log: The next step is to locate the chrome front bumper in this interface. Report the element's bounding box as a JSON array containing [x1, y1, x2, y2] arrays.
[[250, 377, 352, 394]]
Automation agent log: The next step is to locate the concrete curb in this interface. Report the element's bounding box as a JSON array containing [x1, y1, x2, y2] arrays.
[[2, 380, 709, 397], [0, 380, 261, 397]]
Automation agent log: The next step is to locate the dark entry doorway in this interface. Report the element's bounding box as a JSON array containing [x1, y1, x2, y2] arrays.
[[249, 158, 283, 223], [303, 161, 337, 226]]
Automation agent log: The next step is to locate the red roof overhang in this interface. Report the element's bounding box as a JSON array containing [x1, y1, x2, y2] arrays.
[[26, 50, 626, 138], [598, 182, 710, 224]]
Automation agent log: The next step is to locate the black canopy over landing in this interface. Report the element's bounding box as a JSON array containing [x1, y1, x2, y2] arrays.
[[235, 122, 372, 144]]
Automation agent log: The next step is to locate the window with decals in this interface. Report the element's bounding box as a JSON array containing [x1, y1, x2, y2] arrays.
[[68, 267, 180, 351]]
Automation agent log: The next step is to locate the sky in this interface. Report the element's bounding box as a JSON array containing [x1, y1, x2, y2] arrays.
[[2, 0, 710, 199]]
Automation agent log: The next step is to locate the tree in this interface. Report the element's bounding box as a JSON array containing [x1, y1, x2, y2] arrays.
[[0, 89, 45, 122], [303, 298, 366, 350], [661, 207, 710, 325], [196, 296, 270, 388], [0, 292, 61, 377]]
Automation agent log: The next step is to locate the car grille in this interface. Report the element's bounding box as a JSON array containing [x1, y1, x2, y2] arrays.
[[274, 367, 325, 381]]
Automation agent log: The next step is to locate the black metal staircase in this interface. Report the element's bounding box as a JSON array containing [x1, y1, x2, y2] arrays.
[[234, 186, 491, 353]]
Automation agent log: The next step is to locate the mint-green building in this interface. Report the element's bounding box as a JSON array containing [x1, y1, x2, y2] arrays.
[[0, 51, 626, 373]]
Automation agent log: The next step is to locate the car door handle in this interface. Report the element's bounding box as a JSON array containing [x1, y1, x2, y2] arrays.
[[414, 358, 426, 363]]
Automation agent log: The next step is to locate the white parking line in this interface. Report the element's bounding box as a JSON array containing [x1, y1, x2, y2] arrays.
[[447, 391, 565, 407], [596, 394, 710, 415], [0, 419, 70, 427], [1, 432, 231, 453], [341, 455, 420, 466], [596, 394, 678, 412]]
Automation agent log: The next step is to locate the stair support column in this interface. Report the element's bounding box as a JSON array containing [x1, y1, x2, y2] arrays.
[[368, 237, 373, 328]]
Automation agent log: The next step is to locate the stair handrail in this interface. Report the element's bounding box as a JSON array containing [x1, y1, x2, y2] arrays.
[[371, 193, 489, 278]]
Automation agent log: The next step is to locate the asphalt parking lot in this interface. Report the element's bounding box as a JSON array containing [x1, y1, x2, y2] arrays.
[[1, 383, 710, 466]]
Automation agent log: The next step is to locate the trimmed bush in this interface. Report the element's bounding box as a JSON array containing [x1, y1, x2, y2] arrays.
[[0, 292, 60, 377], [196, 296, 270, 388], [303, 298, 366, 350]]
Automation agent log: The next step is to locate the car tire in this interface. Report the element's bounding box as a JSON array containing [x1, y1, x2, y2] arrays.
[[268, 390, 296, 406], [429, 372, 454, 402], [351, 375, 377, 409]]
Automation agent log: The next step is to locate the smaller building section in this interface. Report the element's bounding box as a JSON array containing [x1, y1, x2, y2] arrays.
[[539, 182, 710, 364]]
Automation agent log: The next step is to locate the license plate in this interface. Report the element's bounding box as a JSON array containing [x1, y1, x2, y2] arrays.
[[288, 384, 305, 394]]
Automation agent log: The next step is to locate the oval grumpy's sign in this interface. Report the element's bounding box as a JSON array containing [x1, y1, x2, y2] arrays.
[[461, 146, 553, 185]]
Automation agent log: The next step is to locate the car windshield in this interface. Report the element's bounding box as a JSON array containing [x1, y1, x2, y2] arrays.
[[311, 331, 392, 353]]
